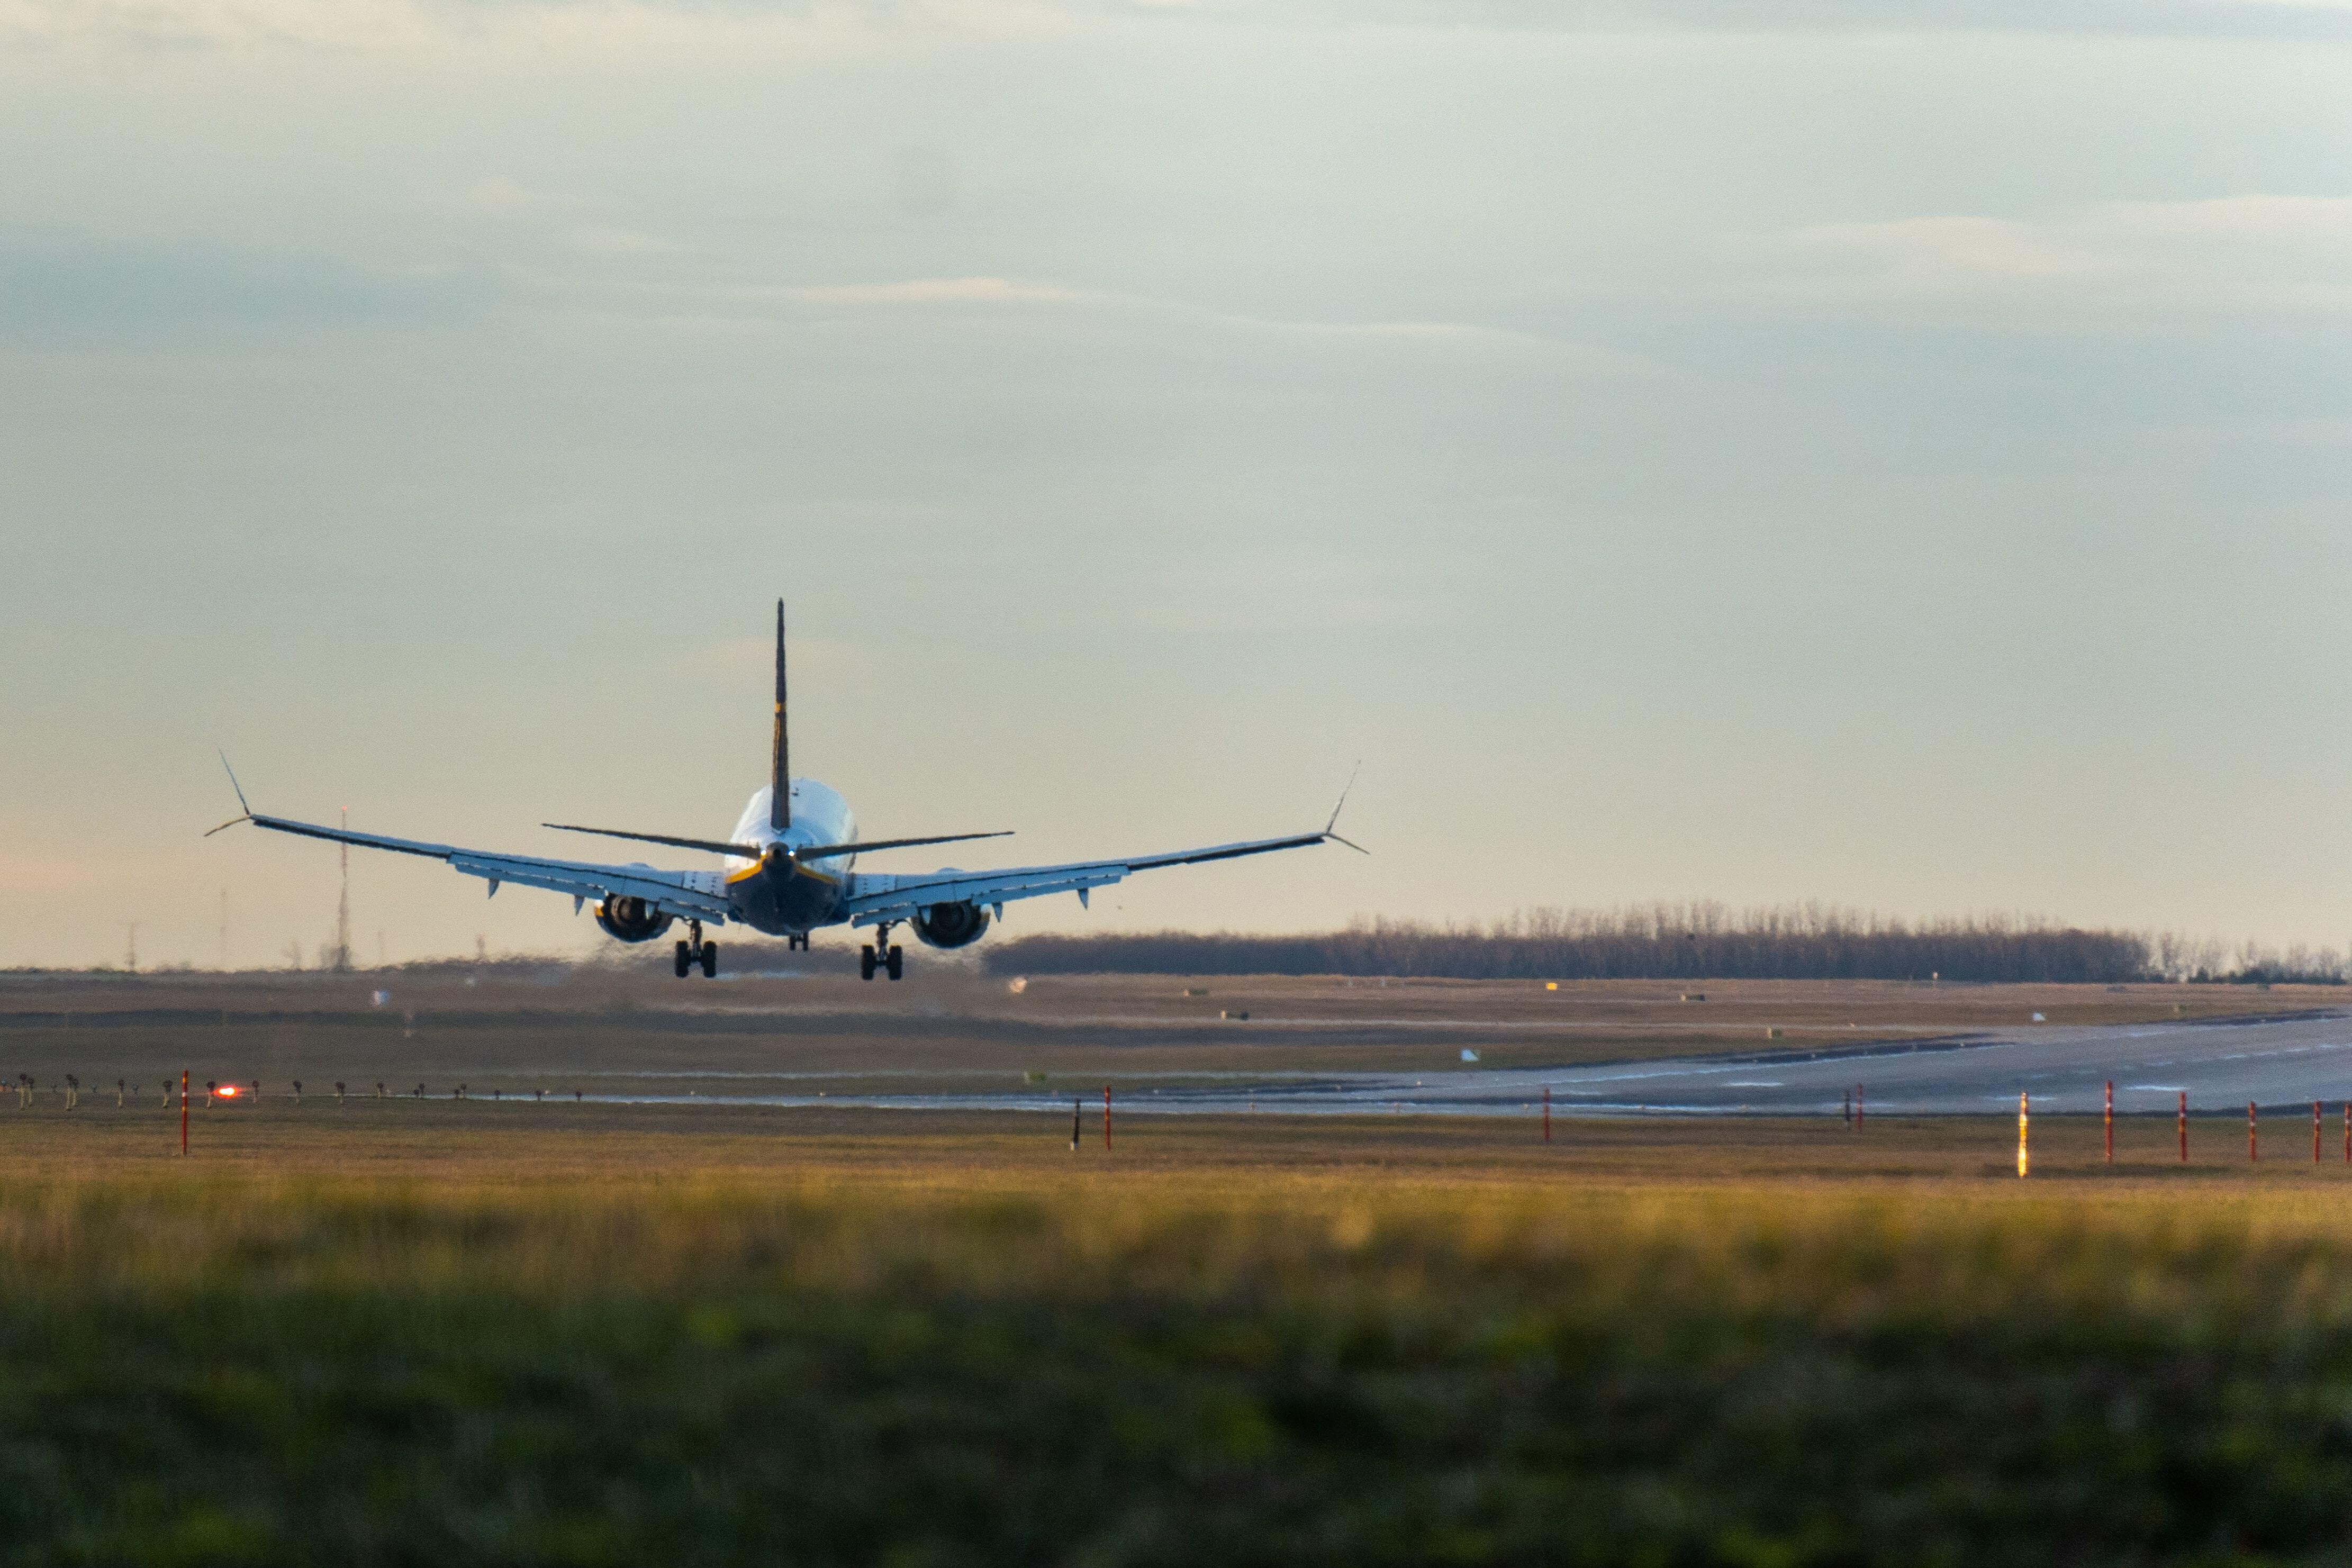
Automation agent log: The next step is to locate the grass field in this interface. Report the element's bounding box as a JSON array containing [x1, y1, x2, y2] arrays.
[[5, 1100, 2352, 1564]]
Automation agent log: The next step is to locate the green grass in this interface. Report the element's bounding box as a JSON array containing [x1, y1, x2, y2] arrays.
[[2, 1109, 2351, 1564]]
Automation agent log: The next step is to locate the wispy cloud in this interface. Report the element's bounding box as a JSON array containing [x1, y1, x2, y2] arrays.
[[14, 0, 2348, 47], [629, 273, 1563, 358], [437, 178, 589, 218], [567, 225, 680, 256], [760, 276, 1097, 306], [1752, 196, 2352, 328]]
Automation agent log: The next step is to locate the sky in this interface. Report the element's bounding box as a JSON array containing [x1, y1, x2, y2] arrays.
[[2, 0, 2349, 968]]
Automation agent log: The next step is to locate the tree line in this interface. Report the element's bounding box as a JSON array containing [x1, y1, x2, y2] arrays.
[[978, 903, 2346, 985]]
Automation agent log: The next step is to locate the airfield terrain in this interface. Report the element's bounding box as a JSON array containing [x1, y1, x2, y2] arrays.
[[0, 961, 2339, 1108], [3, 967, 2351, 1563]]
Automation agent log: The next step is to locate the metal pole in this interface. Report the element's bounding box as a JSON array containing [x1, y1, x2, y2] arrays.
[[2179, 1090, 2187, 1163], [2017, 1092, 2029, 1179], [179, 1069, 187, 1157], [1070, 1098, 1079, 1152], [2104, 1080, 2113, 1164], [2317, 1101, 2324, 1164]]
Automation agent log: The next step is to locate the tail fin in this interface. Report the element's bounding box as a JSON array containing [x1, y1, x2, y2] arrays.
[[771, 600, 790, 834]]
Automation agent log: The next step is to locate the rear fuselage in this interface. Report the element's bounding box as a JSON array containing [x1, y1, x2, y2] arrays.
[[720, 780, 856, 935]]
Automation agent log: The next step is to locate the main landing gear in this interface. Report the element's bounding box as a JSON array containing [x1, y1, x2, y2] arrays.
[[673, 921, 718, 980], [860, 922, 903, 982], [786, 933, 810, 952]]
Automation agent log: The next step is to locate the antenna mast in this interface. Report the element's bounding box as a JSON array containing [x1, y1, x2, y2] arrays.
[[334, 808, 353, 972]]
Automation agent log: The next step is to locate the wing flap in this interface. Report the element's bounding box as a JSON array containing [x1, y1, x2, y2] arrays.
[[449, 853, 732, 922]]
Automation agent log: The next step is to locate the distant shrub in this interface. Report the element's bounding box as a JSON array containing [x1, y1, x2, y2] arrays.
[[982, 903, 2155, 983]]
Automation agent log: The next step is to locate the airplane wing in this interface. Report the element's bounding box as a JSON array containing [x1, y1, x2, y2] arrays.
[[218, 810, 735, 924], [838, 829, 1346, 929]]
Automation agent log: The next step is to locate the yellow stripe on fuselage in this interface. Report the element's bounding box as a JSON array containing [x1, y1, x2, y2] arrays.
[[725, 857, 846, 886]]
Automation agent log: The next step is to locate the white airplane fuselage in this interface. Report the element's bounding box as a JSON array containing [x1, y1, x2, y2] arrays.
[[720, 780, 858, 936]]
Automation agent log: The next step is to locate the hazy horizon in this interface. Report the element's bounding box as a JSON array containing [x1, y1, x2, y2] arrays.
[[4, 1, 2348, 968]]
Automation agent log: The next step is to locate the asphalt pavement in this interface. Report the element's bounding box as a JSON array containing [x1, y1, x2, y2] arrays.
[[1138, 1009, 2352, 1118]]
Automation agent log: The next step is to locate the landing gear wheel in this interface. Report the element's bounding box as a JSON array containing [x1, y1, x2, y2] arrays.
[[885, 946, 904, 982], [700, 940, 719, 979], [674, 940, 692, 979], [860, 945, 878, 982]]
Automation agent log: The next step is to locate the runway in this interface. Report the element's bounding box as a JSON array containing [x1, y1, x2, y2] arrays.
[[1227, 1009, 2352, 1118], [605, 1008, 2352, 1118]]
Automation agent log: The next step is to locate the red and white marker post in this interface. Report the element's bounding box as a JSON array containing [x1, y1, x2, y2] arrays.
[[2104, 1080, 2114, 1165]]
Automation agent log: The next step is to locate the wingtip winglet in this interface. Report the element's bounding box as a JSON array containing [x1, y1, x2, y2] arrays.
[[217, 749, 252, 815], [1324, 761, 1361, 835], [207, 749, 255, 836]]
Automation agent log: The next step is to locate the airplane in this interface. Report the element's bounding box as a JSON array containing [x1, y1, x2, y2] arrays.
[[209, 602, 1362, 981]]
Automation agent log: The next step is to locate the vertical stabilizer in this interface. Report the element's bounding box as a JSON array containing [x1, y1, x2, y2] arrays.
[[771, 600, 790, 834]]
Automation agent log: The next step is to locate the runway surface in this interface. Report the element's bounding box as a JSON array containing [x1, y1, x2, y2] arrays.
[[590, 1008, 2352, 1117], [1283, 1009, 2352, 1118]]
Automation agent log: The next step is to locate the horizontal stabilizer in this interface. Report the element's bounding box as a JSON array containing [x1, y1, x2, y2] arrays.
[[795, 831, 1012, 861], [543, 823, 1012, 862], [543, 823, 763, 857]]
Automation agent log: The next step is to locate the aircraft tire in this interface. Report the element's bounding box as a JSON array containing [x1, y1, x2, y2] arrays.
[[860, 945, 877, 982], [701, 940, 719, 979], [885, 946, 903, 982], [673, 941, 692, 979]]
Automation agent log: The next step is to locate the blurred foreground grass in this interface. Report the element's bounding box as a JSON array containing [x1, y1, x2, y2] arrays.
[[5, 1109, 2352, 1564]]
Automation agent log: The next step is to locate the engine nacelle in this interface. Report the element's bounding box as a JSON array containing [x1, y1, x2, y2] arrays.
[[911, 900, 991, 950], [594, 894, 674, 944]]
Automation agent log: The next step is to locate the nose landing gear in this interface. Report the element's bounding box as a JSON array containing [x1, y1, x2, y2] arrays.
[[860, 922, 904, 982], [673, 921, 719, 979]]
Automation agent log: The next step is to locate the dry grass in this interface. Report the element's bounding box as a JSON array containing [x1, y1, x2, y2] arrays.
[[0, 1107, 2350, 1562]]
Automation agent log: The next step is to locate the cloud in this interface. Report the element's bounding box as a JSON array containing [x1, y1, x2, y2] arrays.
[[1753, 196, 2352, 328], [0, 233, 499, 339], [11, 0, 2350, 47], [438, 178, 589, 218], [1091, 0, 2352, 38], [567, 226, 680, 256], [0, 0, 437, 47], [628, 273, 1563, 357], [760, 276, 1098, 306]]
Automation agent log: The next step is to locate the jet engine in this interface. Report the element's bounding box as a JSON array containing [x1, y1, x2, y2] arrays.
[[594, 894, 674, 943], [911, 900, 991, 949]]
